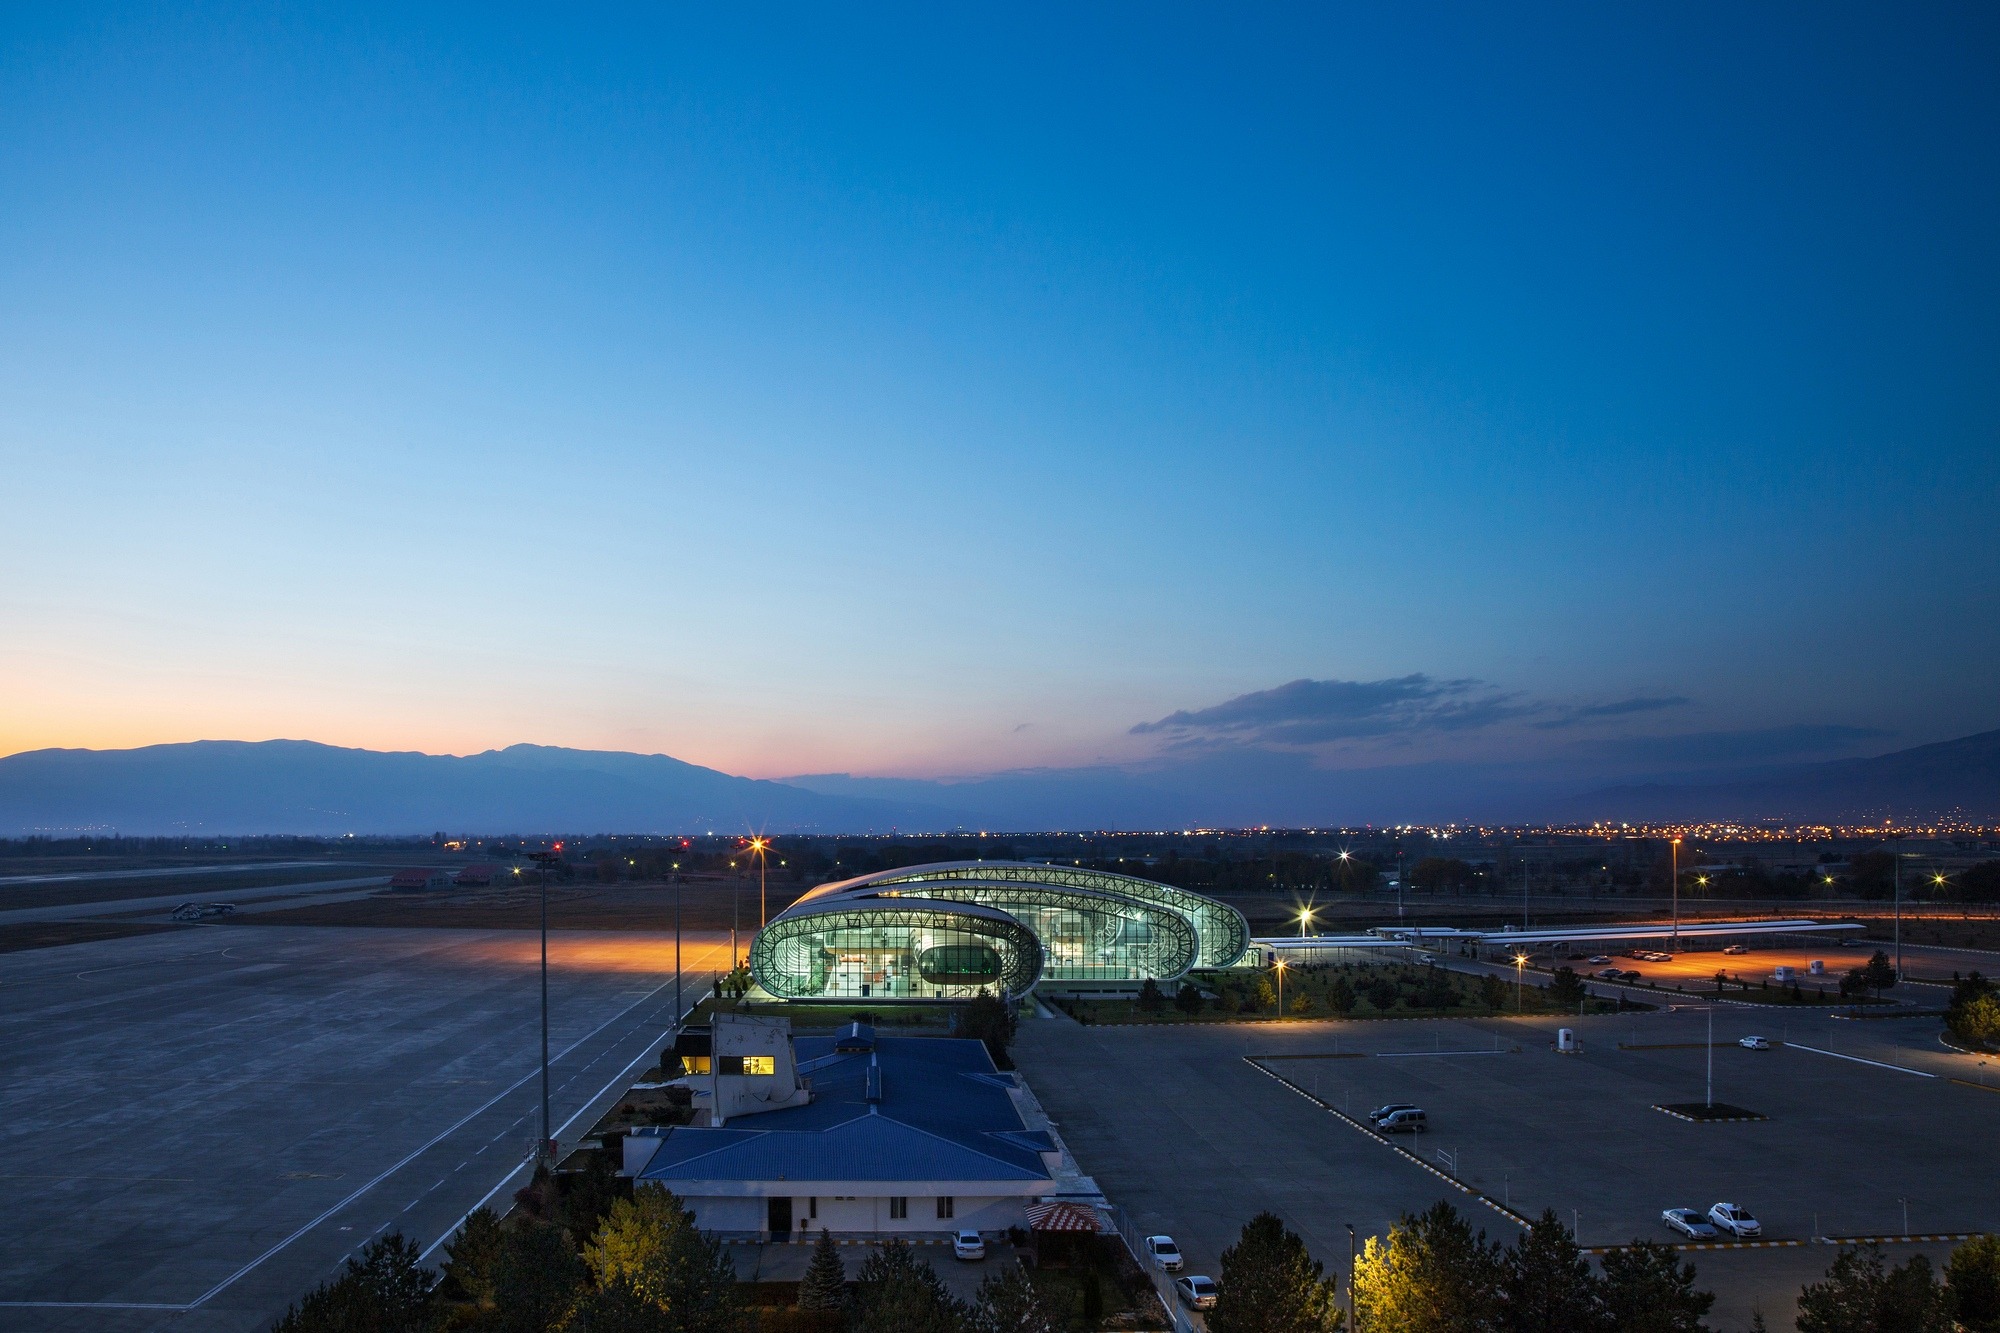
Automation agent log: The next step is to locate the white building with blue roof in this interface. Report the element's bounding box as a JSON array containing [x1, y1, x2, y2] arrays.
[[625, 1018, 1059, 1239]]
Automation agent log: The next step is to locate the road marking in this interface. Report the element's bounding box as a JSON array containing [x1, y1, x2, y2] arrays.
[[1783, 1042, 1936, 1078], [182, 972, 684, 1308]]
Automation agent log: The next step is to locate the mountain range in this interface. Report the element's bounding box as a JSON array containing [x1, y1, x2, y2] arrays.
[[1, 730, 1996, 835]]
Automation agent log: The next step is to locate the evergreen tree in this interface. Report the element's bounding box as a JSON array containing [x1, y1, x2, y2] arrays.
[[797, 1228, 847, 1313], [970, 1264, 1055, 1333], [1350, 1200, 1504, 1333], [1598, 1240, 1713, 1333], [1328, 976, 1357, 1015], [853, 1237, 968, 1333], [494, 1220, 589, 1333], [1175, 982, 1205, 1015], [1208, 1211, 1339, 1333], [953, 994, 1018, 1070], [441, 1206, 505, 1308], [1137, 978, 1167, 1013], [1949, 1234, 2000, 1333], [1796, 1244, 1947, 1333], [273, 1232, 438, 1333], [1498, 1210, 1605, 1332], [580, 1183, 742, 1333]]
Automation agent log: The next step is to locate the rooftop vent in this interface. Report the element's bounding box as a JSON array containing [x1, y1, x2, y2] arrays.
[[865, 1052, 882, 1104], [834, 1021, 876, 1053]]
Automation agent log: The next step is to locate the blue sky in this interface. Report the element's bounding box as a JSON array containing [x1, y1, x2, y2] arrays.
[[2, 4, 1996, 792]]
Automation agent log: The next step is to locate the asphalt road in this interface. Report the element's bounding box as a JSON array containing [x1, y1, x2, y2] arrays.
[[0, 925, 730, 1333], [1014, 1002, 1996, 1332]]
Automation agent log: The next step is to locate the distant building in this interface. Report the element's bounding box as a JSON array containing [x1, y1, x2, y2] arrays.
[[626, 1016, 1056, 1239], [389, 868, 449, 891], [453, 863, 507, 887]]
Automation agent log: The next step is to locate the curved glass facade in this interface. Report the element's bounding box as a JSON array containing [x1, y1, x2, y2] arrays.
[[754, 860, 1248, 1001], [828, 861, 1251, 969], [872, 882, 1199, 982], [749, 898, 1043, 1001]]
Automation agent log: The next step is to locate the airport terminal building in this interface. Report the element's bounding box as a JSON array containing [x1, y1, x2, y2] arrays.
[[747, 861, 1250, 1001]]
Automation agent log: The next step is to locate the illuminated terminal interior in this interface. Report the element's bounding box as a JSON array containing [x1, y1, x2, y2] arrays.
[[747, 861, 1249, 1001]]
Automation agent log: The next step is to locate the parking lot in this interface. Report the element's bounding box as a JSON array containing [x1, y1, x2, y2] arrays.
[[0, 924, 727, 1333], [1014, 1002, 1996, 1331]]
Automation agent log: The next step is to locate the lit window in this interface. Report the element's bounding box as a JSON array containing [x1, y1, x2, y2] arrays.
[[742, 1055, 775, 1075]]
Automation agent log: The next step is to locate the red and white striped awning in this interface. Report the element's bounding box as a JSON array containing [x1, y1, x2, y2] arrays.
[[1025, 1202, 1101, 1233]]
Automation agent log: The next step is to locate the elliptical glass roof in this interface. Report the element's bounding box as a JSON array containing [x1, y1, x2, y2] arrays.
[[751, 860, 1248, 1001]]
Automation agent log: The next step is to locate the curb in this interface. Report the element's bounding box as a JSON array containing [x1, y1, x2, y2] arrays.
[[1826, 1233, 1987, 1245], [1586, 1239, 1806, 1253], [1650, 1105, 1768, 1124]]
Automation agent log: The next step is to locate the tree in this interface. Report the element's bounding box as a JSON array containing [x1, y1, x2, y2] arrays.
[[954, 993, 1018, 1070], [1175, 981, 1204, 1015], [1137, 978, 1167, 1014], [1862, 950, 1897, 997], [1350, 1200, 1504, 1333], [852, 1238, 968, 1333], [1328, 976, 1357, 1015], [797, 1227, 847, 1313], [495, 1221, 589, 1333], [1410, 858, 1474, 895], [1479, 975, 1507, 1012], [1847, 852, 1895, 900], [1947, 974, 2000, 1048], [971, 1264, 1055, 1333], [1796, 1243, 1947, 1333], [273, 1233, 438, 1333], [1208, 1211, 1339, 1333], [1597, 1240, 1714, 1333], [580, 1183, 741, 1333], [563, 1143, 632, 1240], [440, 1206, 505, 1308], [1498, 1210, 1604, 1333], [1548, 968, 1587, 1008], [1947, 1234, 2000, 1332]]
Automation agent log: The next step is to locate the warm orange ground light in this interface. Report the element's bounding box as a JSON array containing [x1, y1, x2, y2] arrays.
[[446, 931, 735, 974]]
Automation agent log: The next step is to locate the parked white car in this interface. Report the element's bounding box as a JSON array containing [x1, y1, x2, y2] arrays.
[[1176, 1276, 1218, 1311], [952, 1230, 985, 1260], [1739, 1035, 1770, 1050], [1146, 1235, 1183, 1272], [1661, 1208, 1720, 1239], [1723, 944, 1749, 955], [1708, 1203, 1761, 1238]]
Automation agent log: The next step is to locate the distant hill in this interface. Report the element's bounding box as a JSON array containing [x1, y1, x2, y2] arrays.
[[1562, 729, 2000, 823], [0, 740, 967, 836]]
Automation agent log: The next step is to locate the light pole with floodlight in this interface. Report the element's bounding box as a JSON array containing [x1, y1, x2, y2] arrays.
[[525, 845, 564, 1161]]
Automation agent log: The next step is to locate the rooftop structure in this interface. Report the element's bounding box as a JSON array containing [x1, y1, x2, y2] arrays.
[[628, 1020, 1057, 1238], [749, 860, 1250, 1000]]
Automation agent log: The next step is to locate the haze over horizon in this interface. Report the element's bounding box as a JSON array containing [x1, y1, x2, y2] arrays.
[[5, 7, 1998, 805]]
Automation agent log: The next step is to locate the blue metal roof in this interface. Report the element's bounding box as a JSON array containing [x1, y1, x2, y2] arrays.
[[637, 1035, 1053, 1186]]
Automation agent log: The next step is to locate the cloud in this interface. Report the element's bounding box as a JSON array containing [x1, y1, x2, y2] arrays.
[[1574, 724, 1886, 766], [1532, 695, 1692, 730], [1131, 675, 1533, 746]]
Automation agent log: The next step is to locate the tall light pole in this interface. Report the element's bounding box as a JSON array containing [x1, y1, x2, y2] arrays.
[[525, 844, 564, 1161], [1670, 837, 1682, 947], [1344, 1223, 1357, 1333], [1274, 957, 1286, 1018], [673, 861, 683, 1021], [750, 836, 771, 929], [1300, 906, 1315, 940], [1891, 833, 1904, 981], [730, 858, 740, 968], [1514, 953, 1526, 1012]]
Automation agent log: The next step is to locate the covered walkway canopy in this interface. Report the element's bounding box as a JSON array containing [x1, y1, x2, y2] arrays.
[[1256, 918, 1865, 953]]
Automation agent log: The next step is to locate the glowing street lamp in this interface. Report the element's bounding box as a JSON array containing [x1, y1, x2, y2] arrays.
[[1299, 906, 1315, 939], [1514, 952, 1528, 1012], [749, 836, 771, 929], [1274, 956, 1287, 1018], [1670, 837, 1682, 946]]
